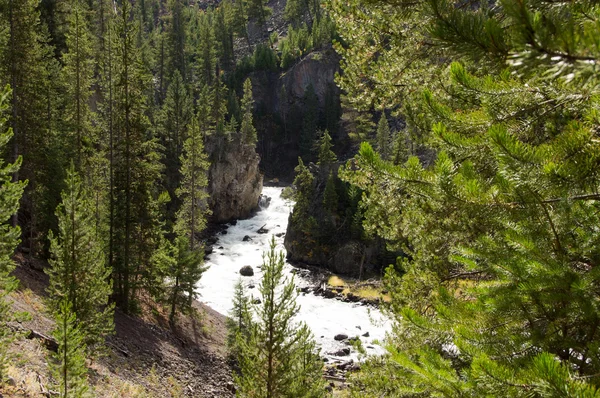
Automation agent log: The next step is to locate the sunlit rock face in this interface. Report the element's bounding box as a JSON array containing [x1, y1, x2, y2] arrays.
[[205, 133, 263, 223]]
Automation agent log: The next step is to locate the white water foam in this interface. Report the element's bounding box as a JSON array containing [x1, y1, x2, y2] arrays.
[[196, 186, 391, 361]]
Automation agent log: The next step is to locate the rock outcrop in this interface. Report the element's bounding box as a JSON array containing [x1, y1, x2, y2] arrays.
[[284, 162, 398, 277], [249, 47, 343, 179], [205, 133, 263, 223]]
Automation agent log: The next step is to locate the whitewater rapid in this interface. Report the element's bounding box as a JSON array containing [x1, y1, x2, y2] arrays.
[[196, 186, 391, 361]]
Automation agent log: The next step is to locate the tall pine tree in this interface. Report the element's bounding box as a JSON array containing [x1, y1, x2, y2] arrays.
[[50, 300, 90, 398], [0, 87, 26, 381], [234, 238, 325, 397], [46, 164, 114, 355]]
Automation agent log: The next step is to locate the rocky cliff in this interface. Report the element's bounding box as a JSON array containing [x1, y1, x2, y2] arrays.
[[205, 133, 263, 223], [249, 47, 343, 179], [283, 162, 397, 277]]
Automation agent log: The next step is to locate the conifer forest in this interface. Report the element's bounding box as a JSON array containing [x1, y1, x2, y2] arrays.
[[0, 0, 600, 396]]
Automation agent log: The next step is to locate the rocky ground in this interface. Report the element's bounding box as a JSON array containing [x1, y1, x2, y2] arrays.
[[1, 254, 235, 398]]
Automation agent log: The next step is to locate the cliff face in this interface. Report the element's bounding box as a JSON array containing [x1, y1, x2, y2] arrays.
[[205, 133, 263, 223], [250, 47, 343, 179]]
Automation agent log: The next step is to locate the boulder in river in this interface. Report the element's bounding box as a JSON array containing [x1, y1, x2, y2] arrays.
[[240, 266, 254, 276], [329, 348, 351, 357], [243, 235, 252, 242], [334, 333, 348, 341], [257, 225, 269, 234]]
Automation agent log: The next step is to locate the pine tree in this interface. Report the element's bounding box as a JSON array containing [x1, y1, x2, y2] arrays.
[[166, 0, 186, 80], [175, 117, 210, 247], [166, 236, 207, 326], [288, 324, 326, 398], [332, 0, 600, 394], [111, 0, 163, 312], [226, 279, 252, 359], [316, 130, 336, 166], [247, 0, 271, 29], [240, 78, 257, 145], [159, 69, 193, 216], [46, 164, 114, 355], [0, 87, 26, 381], [322, 172, 337, 214], [50, 300, 90, 398], [61, 0, 95, 169], [375, 113, 390, 161], [391, 128, 409, 166], [235, 238, 325, 397], [0, 0, 49, 236], [195, 13, 217, 88]]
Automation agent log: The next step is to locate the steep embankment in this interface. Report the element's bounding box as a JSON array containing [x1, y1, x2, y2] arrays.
[[3, 256, 234, 398]]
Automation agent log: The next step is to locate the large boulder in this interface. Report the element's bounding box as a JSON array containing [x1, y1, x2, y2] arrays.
[[239, 266, 254, 277]]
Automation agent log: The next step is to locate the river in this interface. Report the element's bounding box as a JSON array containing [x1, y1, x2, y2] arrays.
[[196, 186, 391, 361]]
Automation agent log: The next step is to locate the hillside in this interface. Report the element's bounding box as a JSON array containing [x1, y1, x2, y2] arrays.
[[3, 256, 234, 398]]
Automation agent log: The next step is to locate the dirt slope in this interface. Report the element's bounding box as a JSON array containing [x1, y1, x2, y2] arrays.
[[2, 255, 234, 398]]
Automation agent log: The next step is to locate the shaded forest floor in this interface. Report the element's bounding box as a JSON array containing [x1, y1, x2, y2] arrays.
[[1, 254, 235, 398]]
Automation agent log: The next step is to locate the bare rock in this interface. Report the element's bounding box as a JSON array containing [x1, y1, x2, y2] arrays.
[[334, 334, 348, 341], [239, 266, 254, 277]]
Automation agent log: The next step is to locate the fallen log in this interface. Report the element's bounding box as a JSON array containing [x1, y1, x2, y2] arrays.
[[27, 329, 58, 352]]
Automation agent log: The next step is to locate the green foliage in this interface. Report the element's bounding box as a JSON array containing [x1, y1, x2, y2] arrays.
[[110, 0, 163, 313], [317, 129, 336, 166], [333, 0, 600, 395], [240, 78, 257, 145], [322, 172, 337, 213], [175, 117, 210, 246], [47, 164, 114, 356], [164, 236, 207, 326], [226, 279, 252, 360], [375, 113, 390, 161], [233, 238, 326, 397], [51, 300, 90, 398], [246, 0, 271, 28], [61, 0, 95, 169], [252, 44, 278, 72], [0, 87, 26, 382]]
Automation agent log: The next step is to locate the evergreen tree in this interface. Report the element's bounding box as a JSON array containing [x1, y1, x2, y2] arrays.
[[0, 87, 26, 381], [289, 324, 325, 398], [316, 129, 336, 166], [50, 300, 90, 398], [175, 117, 210, 247], [166, 0, 186, 80], [61, 0, 95, 169], [166, 236, 207, 325], [375, 113, 390, 161], [247, 0, 271, 29], [322, 172, 337, 214], [332, 0, 600, 394], [195, 13, 217, 88], [323, 83, 339, 136], [226, 279, 252, 359], [159, 69, 193, 218], [240, 78, 257, 145], [214, 2, 234, 68], [111, 0, 163, 312], [0, 0, 49, 237], [391, 128, 409, 166], [235, 238, 325, 397], [46, 165, 114, 354]]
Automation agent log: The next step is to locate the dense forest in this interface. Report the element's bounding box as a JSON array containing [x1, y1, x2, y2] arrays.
[[1, 0, 600, 396]]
